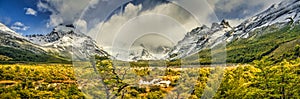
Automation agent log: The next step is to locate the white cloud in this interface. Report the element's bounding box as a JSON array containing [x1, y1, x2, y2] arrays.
[[87, 2, 202, 49], [227, 18, 247, 27], [88, 3, 142, 47], [11, 22, 30, 31], [37, 0, 101, 27], [14, 22, 24, 26], [74, 19, 87, 33], [24, 8, 37, 16], [171, 0, 218, 26], [74, 0, 222, 54]]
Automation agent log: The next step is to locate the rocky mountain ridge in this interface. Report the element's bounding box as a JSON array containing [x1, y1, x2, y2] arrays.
[[167, 0, 300, 60]]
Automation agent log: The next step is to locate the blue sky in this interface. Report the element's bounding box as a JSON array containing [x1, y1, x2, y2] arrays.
[[0, 0, 52, 35]]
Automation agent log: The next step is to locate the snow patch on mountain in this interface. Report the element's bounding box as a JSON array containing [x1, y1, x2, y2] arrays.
[[129, 44, 158, 61], [168, 0, 300, 60], [27, 24, 109, 60], [233, 0, 300, 38], [0, 23, 28, 40], [0, 22, 48, 55], [168, 20, 233, 59]]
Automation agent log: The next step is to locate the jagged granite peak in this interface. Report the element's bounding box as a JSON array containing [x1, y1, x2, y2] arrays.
[[27, 24, 79, 45], [129, 44, 158, 61], [0, 23, 15, 33], [234, 0, 300, 38], [167, 20, 233, 60], [27, 24, 109, 60], [221, 19, 232, 28], [167, 0, 300, 60], [0, 23, 28, 40], [0, 23, 48, 55], [158, 45, 171, 54]]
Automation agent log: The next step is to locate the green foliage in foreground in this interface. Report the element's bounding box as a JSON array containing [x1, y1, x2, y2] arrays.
[[1, 58, 300, 98], [0, 64, 84, 98], [215, 58, 300, 98], [84, 57, 300, 99]]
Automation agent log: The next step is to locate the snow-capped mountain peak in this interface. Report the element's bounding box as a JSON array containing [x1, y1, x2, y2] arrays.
[[0, 23, 27, 40], [0, 23, 15, 33], [27, 24, 109, 60], [0, 22, 49, 56], [234, 0, 300, 38], [168, 20, 233, 59], [167, 0, 300, 60], [129, 44, 158, 61]]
